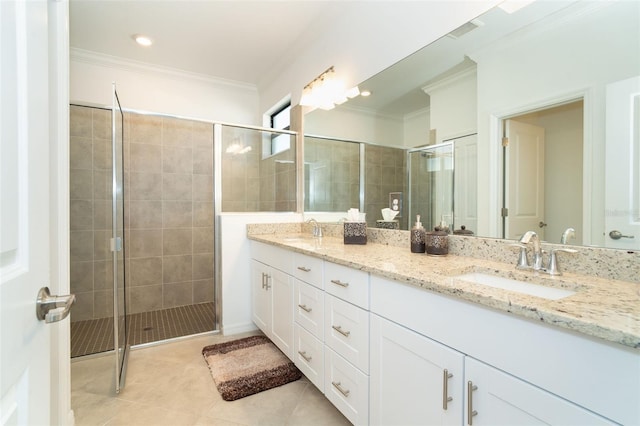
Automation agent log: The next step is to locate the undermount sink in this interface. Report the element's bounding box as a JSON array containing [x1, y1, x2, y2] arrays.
[[452, 271, 577, 300]]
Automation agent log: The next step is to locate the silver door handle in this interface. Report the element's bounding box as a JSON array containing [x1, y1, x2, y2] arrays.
[[609, 230, 635, 240], [36, 287, 75, 323]]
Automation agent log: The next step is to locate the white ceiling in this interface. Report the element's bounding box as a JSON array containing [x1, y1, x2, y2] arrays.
[[69, 0, 347, 87]]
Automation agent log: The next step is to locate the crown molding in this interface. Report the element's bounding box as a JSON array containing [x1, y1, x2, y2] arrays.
[[422, 66, 476, 95], [70, 48, 257, 92]]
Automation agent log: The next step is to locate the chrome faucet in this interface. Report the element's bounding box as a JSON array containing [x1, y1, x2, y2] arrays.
[[519, 230, 543, 270], [561, 227, 575, 244], [306, 218, 323, 238]]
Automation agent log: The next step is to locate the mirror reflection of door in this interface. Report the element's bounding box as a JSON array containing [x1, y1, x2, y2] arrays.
[[605, 76, 640, 250], [503, 101, 584, 243]]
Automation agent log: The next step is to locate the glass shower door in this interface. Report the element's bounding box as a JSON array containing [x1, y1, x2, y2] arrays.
[[112, 84, 129, 393]]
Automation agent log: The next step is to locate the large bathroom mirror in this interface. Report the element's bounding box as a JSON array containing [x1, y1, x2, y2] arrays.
[[304, 0, 640, 250]]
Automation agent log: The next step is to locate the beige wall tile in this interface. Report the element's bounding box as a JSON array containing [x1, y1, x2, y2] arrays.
[[129, 257, 163, 287], [93, 289, 114, 319], [162, 117, 193, 147], [163, 255, 192, 283], [192, 227, 213, 254], [129, 285, 163, 314], [70, 230, 94, 262], [93, 230, 111, 261], [130, 114, 162, 145], [92, 108, 112, 140], [93, 138, 112, 171], [92, 200, 110, 231], [163, 201, 192, 228], [163, 282, 193, 308], [93, 260, 114, 291], [193, 279, 214, 303], [192, 253, 213, 280], [70, 169, 93, 200], [193, 202, 213, 227], [162, 146, 193, 174], [70, 137, 93, 170], [70, 292, 93, 322], [70, 261, 94, 293], [192, 174, 213, 201], [129, 172, 162, 200], [129, 200, 162, 229], [162, 228, 192, 256], [130, 143, 161, 173], [70, 105, 93, 138], [162, 174, 192, 201], [93, 169, 110, 200], [192, 148, 213, 175], [129, 229, 163, 258], [192, 121, 213, 149]]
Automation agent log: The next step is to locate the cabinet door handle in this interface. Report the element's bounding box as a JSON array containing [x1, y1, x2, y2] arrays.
[[298, 350, 312, 362], [467, 381, 478, 425], [265, 274, 271, 290], [261, 272, 266, 289], [332, 325, 351, 337], [442, 369, 453, 410], [330, 279, 349, 287], [331, 381, 350, 397], [298, 304, 312, 313], [297, 266, 311, 272]]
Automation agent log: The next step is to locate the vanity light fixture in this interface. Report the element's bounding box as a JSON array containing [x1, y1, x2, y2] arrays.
[[133, 34, 153, 47], [300, 66, 360, 110]]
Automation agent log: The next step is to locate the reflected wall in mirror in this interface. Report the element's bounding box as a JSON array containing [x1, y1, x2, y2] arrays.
[[303, 0, 640, 250]]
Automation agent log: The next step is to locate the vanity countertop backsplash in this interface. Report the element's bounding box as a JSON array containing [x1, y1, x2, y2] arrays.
[[247, 222, 639, 349]]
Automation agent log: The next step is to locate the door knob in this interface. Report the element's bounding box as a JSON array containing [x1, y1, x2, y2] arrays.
[[36, 287, 76, 323], [538, 221, 548, 228], [609, 230, 635, 240]]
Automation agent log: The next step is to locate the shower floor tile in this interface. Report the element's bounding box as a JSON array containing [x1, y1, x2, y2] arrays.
[[71, 302, 215, 358]]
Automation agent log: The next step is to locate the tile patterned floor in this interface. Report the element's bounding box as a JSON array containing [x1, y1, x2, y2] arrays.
[[71, 303, 216, 358], [71, 332, 351, 426]]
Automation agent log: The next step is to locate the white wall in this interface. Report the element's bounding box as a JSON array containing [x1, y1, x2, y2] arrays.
[[403, 108, 431, 148], [259, 1, 502, 115], [219, 213, 302, 335], [304, 106, 404, 147], [473, 1, 640, 242], [70, 49, 259, 125]]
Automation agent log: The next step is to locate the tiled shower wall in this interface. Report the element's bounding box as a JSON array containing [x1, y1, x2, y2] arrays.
[[69, 106, 115, 321], [364, 145, 407, 230], [69, 106, 215, 320]]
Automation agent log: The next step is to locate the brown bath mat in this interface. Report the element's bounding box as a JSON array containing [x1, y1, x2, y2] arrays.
[[202, 335, 302, 401]]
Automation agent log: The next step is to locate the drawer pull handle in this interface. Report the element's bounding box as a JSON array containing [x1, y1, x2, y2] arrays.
[[298, 350, 312, 362], [332, 325, 351, 337], [297, 266, 311, 272], [298, 304, 312, 313], [332, 381, 350, 397], [442, 369, 453, 410], [467, 381, 478, 425], [330, 279, 349, 287]]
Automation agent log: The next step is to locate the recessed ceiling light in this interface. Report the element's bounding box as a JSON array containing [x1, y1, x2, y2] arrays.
[[361, 90, 371, 97], [133, 34, 153, 47]]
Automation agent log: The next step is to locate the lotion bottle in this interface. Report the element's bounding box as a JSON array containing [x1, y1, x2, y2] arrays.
[[410, 215, 426, 253]]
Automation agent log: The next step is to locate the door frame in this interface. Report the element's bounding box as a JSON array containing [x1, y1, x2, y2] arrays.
[[48, 0, 72, 424], [488, 89, 592, 242]]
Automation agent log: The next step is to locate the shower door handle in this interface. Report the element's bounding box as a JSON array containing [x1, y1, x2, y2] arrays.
[[36, 287, 76, 323]]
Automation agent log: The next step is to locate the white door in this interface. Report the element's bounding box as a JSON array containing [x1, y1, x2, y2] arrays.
[[270, 268, 294, 359], [1, 1, 53, 423], [505, 120, 546, 240], [605, 76, 640, 249], [250, 260, 270, 334], [453, 134, 478, 233]]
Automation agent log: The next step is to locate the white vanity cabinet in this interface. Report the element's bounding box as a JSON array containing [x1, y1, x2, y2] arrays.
[[250, 243, 294, 359], [370, 275, 637, 426], [370, 314, 464, 426], [463, 357, 615, 426]]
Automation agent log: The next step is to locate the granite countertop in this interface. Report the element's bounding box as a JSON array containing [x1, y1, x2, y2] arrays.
[[248, 233, 640, 350]]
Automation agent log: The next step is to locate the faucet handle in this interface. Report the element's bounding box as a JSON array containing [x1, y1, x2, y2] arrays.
[[509, 243, 530, 269], [546, 248, 578, 276]]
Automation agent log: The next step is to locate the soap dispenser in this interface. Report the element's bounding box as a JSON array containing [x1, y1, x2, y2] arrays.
[[410, 215, 426, 253]]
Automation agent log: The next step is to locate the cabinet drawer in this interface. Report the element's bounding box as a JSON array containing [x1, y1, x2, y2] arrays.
[[294, 279, 324, 339], [325, 294, 369, 373], [251, 241, 293, 274], [324, 261, 369, 309], [293, 252, 323, 289], [294, 324, 324, 393], [324, 347, 369, 425]]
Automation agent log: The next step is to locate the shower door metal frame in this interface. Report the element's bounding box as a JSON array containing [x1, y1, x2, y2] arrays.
[[112, 84, 129, 393]]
